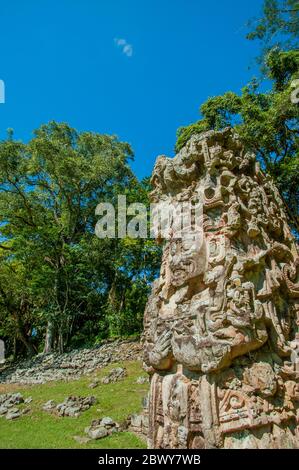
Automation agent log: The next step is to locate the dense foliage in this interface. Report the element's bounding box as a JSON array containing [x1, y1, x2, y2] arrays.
[[0, 122, 161, 357]]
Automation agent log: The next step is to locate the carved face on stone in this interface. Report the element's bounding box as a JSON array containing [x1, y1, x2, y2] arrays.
[[168, 230, 206, 288]]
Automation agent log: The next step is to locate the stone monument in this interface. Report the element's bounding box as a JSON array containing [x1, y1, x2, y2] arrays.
[[142, 128, 299, 449]]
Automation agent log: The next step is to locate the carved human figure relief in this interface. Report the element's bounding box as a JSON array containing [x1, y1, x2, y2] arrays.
[[143, 128, 299, 449]]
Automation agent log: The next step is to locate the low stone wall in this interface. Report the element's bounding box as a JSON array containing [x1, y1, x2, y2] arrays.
[[0, 339, 142, 385]]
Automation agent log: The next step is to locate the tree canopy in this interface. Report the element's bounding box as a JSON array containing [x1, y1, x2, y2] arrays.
[[0, 122, 160, 357]]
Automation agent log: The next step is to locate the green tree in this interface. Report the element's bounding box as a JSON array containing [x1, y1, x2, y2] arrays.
[[247, 0, 299, 58], [0, 250, 38, 357], [0, 122, 160, 356]]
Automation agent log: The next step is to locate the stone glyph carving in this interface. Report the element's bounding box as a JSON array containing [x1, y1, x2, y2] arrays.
[[142, 128, 299, 449]]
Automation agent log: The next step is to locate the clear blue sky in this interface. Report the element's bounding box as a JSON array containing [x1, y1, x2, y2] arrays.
[[0, 0, 264, 179]]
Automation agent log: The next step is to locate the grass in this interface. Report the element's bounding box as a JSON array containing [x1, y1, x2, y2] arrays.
[[0, 361, 148, 449]]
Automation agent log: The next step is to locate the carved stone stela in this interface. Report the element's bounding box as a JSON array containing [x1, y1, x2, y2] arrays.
[[142, 128, 299, 449]]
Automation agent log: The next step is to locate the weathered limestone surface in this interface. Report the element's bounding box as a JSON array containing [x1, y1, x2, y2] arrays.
[[142, 128, 299, 449]]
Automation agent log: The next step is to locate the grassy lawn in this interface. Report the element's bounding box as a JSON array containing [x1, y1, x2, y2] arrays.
[[0, 361, 148, 449]]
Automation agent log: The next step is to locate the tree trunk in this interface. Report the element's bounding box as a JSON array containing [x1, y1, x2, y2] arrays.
[[58, 329, 64, 354], [44, 321, 55, 354], [18, 333, 36, 357], [108, 276, 118, 310], [14, 312, 36, 357], [13, 335, 17, 361]]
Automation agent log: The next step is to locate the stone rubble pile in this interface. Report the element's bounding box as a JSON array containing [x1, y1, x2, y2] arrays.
[[0, 392, 32, 420], [84, 416, 122, 440], [101, 367, 127, 384], [73, 412, 147, 443], [0, 339, 142, 385], [42, 395, 97, 417], [42, 400, 56, 411]]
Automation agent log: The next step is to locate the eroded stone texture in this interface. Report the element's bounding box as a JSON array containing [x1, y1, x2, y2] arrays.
[[142, 128, 299, 449]]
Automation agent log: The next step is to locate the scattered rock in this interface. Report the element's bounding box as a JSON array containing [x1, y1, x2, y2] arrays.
[[88, 426, 108, 440], [43, 396, 96, 417], [0, 393, 25, 420], [100, 416, 114, 427], [60, 405, 81, 418], [0, 406, 8, 416], [0, 392, 24, 406], [0, 339, 141, 385], [101, 367, 127, 384], [42, 400, 56, 411], [24, 397, 33, 404], [84, 416, 121, 440], [6, 408, 21, 420]]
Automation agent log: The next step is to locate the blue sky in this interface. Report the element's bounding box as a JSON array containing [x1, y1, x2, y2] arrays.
[[0, 0, 264, 179]]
